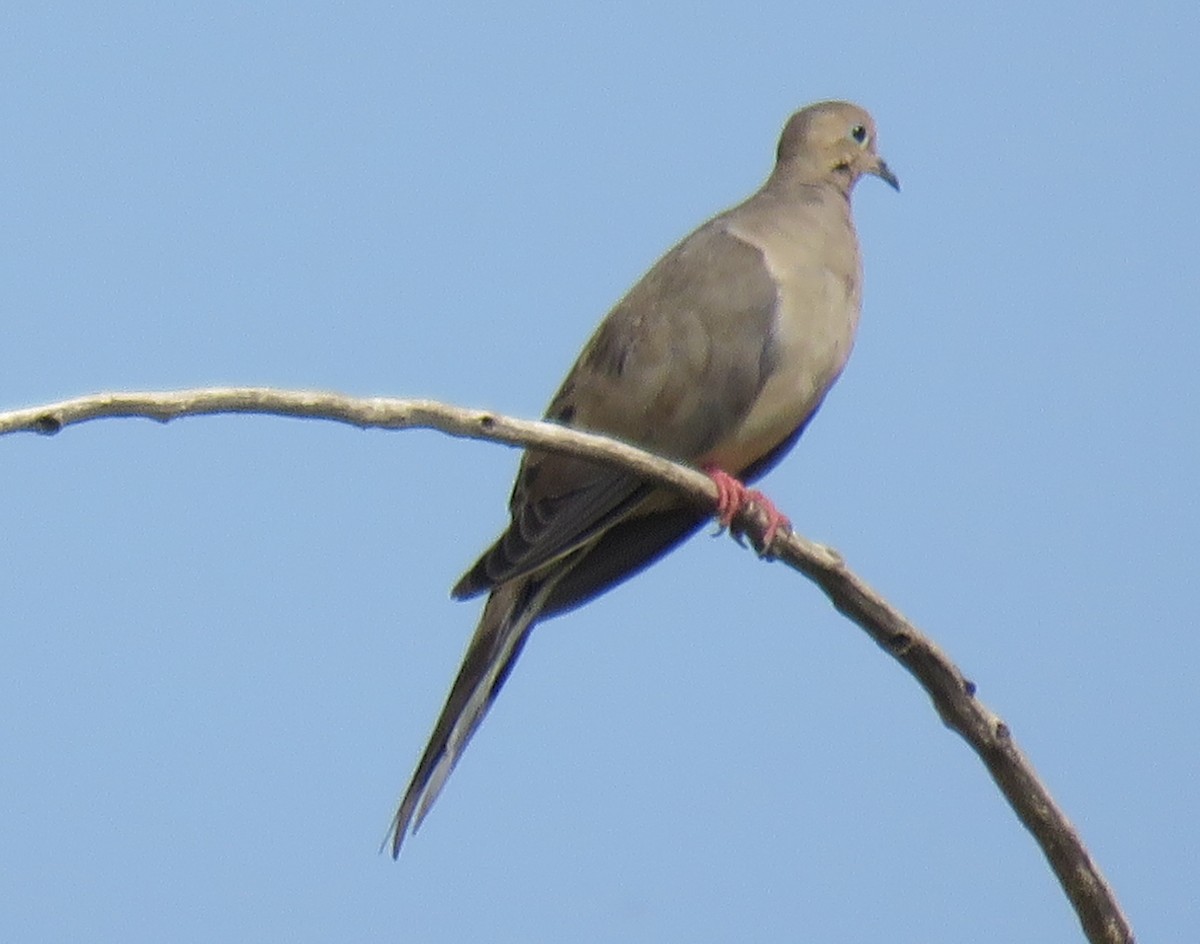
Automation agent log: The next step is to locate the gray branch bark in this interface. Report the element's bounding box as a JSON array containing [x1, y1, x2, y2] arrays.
[[0, 387, 1135, 944]]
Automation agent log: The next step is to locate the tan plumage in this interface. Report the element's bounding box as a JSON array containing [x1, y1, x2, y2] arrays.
[[387, 101, 897, 856]]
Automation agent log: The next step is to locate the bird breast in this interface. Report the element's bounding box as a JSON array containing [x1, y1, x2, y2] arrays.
[[701, 222, 862, 474]]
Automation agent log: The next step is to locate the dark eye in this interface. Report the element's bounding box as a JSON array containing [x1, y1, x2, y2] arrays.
[[850, 124, 869, 145]]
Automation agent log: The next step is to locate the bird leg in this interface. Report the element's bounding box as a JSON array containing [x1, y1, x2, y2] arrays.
[[702, 465, 791, 550]]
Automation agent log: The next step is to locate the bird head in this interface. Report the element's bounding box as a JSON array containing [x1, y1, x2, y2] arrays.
[[775, 101, 899, 193]]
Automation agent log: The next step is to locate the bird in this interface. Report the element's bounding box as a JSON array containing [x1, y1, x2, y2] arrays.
[[387, 100, 897, 856]]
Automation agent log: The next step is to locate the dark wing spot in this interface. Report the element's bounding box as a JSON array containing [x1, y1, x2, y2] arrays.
[[583, 314, 635, 378]]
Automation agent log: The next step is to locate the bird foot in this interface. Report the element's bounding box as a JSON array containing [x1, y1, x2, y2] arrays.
[[702, 466, 791, 551]]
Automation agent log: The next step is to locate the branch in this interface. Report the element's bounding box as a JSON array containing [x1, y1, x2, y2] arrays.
[[0, 387, 1135, 944]]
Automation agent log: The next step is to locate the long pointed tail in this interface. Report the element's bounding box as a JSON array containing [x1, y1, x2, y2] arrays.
[[386, 576, 553, 857]]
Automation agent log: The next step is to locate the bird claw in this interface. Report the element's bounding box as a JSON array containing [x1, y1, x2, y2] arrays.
[[702, 466, 791, 554], [704, 466, 750, 529]]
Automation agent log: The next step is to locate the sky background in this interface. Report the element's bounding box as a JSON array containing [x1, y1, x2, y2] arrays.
[[2, 3, 1196, 942]]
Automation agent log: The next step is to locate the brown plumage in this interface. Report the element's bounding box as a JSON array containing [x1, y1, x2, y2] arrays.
[[387, 101, 897, 856]]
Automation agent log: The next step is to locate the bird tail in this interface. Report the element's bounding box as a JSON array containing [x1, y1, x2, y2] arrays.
[[385, 576, 553, 857]]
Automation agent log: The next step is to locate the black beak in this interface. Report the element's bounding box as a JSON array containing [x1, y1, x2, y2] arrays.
[[874, 159, 900, 192]]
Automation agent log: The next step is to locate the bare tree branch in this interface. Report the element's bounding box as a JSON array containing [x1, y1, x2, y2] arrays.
[[0, 387, 1135, 944]]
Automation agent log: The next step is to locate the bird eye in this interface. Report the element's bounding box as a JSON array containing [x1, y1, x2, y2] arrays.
[[850, 124, 869, 145]]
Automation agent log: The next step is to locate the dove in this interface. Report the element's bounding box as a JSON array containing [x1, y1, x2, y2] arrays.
[[388, 100, 897, 856]]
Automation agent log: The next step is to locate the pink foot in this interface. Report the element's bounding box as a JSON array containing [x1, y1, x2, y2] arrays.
[[704, 466, 749, 529], [702, 466, 791, 550]]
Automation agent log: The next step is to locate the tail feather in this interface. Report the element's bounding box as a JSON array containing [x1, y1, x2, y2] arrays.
[[386, 577, 553, 857]]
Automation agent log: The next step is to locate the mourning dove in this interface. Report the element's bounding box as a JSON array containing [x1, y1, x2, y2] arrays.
[[388, 100, 897, 856]]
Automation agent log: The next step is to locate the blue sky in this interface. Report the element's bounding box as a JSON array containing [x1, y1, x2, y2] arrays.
[[2, 3, 1197, 941]]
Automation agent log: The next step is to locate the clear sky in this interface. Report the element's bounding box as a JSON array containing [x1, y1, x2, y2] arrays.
[[2, 3, 1196, 942]]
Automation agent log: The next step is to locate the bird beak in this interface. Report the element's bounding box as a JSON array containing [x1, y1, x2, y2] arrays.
[[873, 158, 900, 192]]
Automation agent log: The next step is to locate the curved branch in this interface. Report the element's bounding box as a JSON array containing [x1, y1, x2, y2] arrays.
[[0, 387, 1135, 944]]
